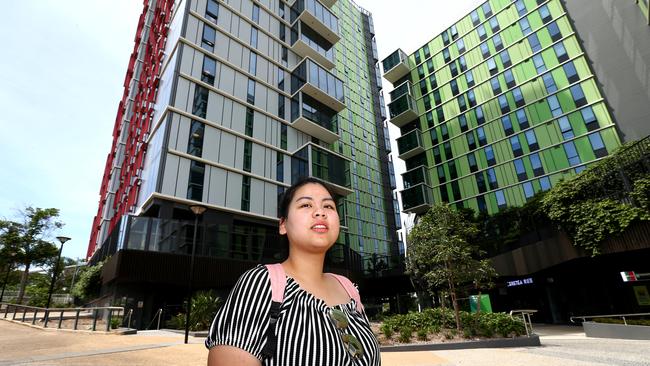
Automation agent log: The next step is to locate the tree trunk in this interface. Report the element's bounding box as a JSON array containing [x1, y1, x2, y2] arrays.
[[446, 260, 461, 332], [17, 262, 30, 304]]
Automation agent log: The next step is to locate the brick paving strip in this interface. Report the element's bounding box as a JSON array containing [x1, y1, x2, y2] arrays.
[[0, 342, 180, 366]]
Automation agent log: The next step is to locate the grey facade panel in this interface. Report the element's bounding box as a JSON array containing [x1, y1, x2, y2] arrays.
[[563, 0, 650, 141]]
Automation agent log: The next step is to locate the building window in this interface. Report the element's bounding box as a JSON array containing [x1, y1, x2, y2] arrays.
[[424, 44, 431, 58], [247, 78, 256, 104], [251, 27, 259, 48], [466, 70, 475, 87], [279, 1, 285, 19], [427, 59, 435, 73], [502, 115, 514, 135], [487, 57, 497, 75], [554, 42, 569, 62], [437, 107, 446, 123], [477, 195, 487, 213], [451, 181, 462, 201], [278, 95, 285, 119], [477, 24, 487, 41], [471, 10, 480, 26], [564, 141, 581, 166], [516, 109, 529, 129], [187, 161, 205, 201], [467, 131, 476, 150], [252, 4, 260, 23], [539, 5, 552, 23], [495, 190, 507, 209], [528, 34, 542, 53], [442, 31, 450, 45], [450, 79, 459, 96], [430, 128, 439, 145], [448, 160, 458, 180], [558, 116, 574, 139], [525, 129, 538, 151], [278, 69, 285, 90], [492, 33, 503, 51], [450, 62, 458, 77], [476, 172, 487, 193], [433, 146, 442, 164], [457, 94, 467, 112], [429, 74, 438, 89], [414, 51, 421, 65], [514, 158, 527, 182], [417, 65, 425, 79], [456, 38, 465, 53], [548, 21, 562, 41], [476, 126, 487, 146], [468, 152, 478, 172], [482, 2, 492, 17], [530, 152, 544, 176], [440, 185, 449, 202], [433, 90, 441, 106], [486, 168, 498, 189], [513, 87, 525, 107], [515, 0, 527, 16], [206, 0, 219, 23], [202, 56, 217, 85], [475, 105, 485, 124], [440, 123, 449, 140], [485, 145, 496, 166], [548, 95, 563, 117], [533, 54, 546, 74], [437, 165, 446, 184], [480, 42, 490, 59], [444, 141, 453, 159], [188, 120, 204, 157], [540, 176, 551, 191], [245, 107, 254, 136], [500, 50, 512, 68], [193, 85, 209, 118], [504, 69, 516, 88], [498, 94, 510, 113], [468, 90, 476, 107], [201, 24, 216, 52], [543, 73, 557, 93], [241, 176, 251, 211], [459, 56, 467, 72], [280, 24, 285, 41], [419, 79, 428, 95], [243, 140, 252, 172], [277, 152, 284, 183], [589, 132, 608, 158], [281, 124, 287, 150], [523, 181, 535, 200], [491, 77, 501, 95], [510, 135, 523, 157], [249, 52, 257, 75], [443, 48, 451, 63], [489, 17, 499, 32], [570, 84, 587, 107], [450, 24, 458, 40], [581, 106, 599, 131], [520, 18, 531, 35], [564, 61, 579, 83]]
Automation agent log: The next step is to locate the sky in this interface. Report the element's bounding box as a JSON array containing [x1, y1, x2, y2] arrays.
[[0, 0, 483, 261]]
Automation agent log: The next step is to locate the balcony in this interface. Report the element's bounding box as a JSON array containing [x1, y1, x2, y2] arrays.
[[318, 0, 337, 9], [292, 143, 352, 196], [382, 49, 410, 85], [290, 21, 336, 70], [291, 58, 345, 112], [402, 165, 430, 189], [387, 93, 418, 127], [291, 92, 339, 143], [290, 0, 340, 45], [397, 129, 424, 160], [389, 80, 413, 102], [401, 183, 433, 214]]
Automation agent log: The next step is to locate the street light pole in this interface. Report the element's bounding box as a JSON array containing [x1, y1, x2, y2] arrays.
[[46, 236, 71, 309], [185, 205, 207, 344]]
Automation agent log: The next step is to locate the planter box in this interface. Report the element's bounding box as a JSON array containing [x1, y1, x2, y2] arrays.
[[380, 335, 540, 352], [583, 321, 650, 340]]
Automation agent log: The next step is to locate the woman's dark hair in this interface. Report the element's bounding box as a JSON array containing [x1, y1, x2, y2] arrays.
[[278, 178, 338, 219]]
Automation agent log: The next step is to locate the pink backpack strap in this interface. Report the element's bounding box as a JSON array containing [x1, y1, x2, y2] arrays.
[[329, 273, 364, 313], [265, 263, 286, 303]]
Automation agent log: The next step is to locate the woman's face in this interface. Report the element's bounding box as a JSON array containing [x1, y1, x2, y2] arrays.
[[279, 183, 340, 253]]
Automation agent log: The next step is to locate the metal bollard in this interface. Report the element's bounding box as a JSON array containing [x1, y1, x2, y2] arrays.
[[58, 310, 64, 329]]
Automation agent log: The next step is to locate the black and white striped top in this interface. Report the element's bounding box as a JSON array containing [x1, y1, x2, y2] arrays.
[[205, 265, 381, 365]]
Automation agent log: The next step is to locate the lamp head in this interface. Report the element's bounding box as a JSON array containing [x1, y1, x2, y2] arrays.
[[189, 205, 207, 216], [56, 236, 71, 245]]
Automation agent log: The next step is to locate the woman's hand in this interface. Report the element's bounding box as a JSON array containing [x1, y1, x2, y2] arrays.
[[207, 345, 262, 366]]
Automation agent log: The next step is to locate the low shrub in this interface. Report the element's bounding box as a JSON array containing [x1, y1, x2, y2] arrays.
[[416, 328, 428, 341], [398, 326, 413, 343], [380, 323, 394, 339]]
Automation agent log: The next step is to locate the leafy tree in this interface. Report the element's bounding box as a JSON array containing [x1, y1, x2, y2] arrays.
[[0, 207, 63, 303], [71, 260, 103, 303], [406, 204, 496, 331]]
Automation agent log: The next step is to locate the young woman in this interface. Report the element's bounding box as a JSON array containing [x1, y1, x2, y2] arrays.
[[206, 178, 380, 365]]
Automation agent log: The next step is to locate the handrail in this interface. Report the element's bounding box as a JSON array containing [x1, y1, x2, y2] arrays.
[[510, 309, 537, 337], [1, 302, 125, 331], [570, 312, 650, 325]]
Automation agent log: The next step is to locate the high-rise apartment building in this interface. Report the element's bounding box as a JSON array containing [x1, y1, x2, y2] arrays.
[[382, 0, 650, 322], [87, 0, 402, 327]]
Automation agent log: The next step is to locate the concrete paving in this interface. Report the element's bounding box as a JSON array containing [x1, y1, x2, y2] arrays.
[[2, 319, 650, 365]]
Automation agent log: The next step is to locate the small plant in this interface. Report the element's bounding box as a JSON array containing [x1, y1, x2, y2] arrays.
[[398, 326, 413, 343], [416, 328, 428, 341], [463, 328, 472, 339], [380, 323, 394, 339], [110, 317, 121, 329]]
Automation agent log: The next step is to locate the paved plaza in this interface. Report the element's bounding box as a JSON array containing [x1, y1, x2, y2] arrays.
[[1, 320, 649, 365]]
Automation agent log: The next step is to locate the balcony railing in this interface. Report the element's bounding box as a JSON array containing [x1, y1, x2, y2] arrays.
[[291, 58, 345, 112], [290, 21, 336, 70], [397, 129, 424, 160], [382, 49, 410, 84], [402, 165, 430, 189], [389, 80, 413, 102], [401, 183, 433, 214], [290, 0, 340, 45], [292, 143, 352, 196], [387, 93, 418, 127], [291, 92, 339, 143]]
